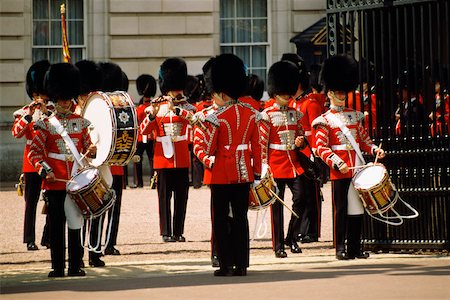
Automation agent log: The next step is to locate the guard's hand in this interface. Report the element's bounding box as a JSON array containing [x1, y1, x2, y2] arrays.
[[87, 144, 97, 155], [252, 179, 261, 188], [46, 172, 56, 182], [295, 136, 305, 148], [339, 163, 349, 174], [374, 148, 385, 159]]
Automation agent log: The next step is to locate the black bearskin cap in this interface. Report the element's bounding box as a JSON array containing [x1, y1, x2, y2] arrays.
[[309, 64, 323, 92], [45, 63, 80, 100], [75, 60, 102, 95], [210, 54, 247, 99], [26, 60, 51, 99], [159, 57, 187, 94], [99, 62, 123, 92], [244, 74, 265, 101], [121, 71, 129, 92], [320, 54, 359, 92], [184, 75, 205, 103], [267, 61, 300, 97], [281, 53, 309, 91], [202, 58, 214, 96], [136, 74, 157, 97]]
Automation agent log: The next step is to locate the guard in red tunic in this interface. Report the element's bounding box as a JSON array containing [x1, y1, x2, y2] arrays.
[[312, 55, 385, 260], [202, 54, 261, 276], [140, 57, 195, 243], [134, 74, 157, 188], [12, 60, 52, 251], [28, 63, 95, 277], [283, 53, 323, 244], [260, 60, 306, 258]]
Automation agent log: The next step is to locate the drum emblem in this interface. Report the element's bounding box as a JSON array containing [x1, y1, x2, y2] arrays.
[[118, 111, 130, 124]]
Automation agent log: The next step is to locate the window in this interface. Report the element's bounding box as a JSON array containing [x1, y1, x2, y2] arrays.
[[220, 0, 269, 83], [32, 0, 85, 63]]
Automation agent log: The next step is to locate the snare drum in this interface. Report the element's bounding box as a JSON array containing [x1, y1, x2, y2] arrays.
[[352, 163, 398, 215], [66, 167, 116, 219], [249, 172, 278, 210], [82, 91, 138, 166]]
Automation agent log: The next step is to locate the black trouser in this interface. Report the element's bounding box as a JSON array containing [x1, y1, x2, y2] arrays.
[[192, 155, 204, 188], [106, 175, 123, 248], [277, 175, 307, 242], [134, 141, 154, 187], [46, 190, 81, 272], [211, 183, 250, 270], [156, 168, 189, 237], [23, 172, 42, 243], [299, 178, 322, 239], [331, 178, 363, 254]]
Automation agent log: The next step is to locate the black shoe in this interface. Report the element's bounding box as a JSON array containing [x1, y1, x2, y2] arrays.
[[232, 267, 247, 276], [162, 235, 176, 242], [104, 247, 121, 255], [41, 242, 50, 249], [285, 240, 302, 253], [68, 269, 86, 277], [275, 249, 288, 258], [174, 235, 186, 242], [214, 267, 233, 276], [89, 257, 106, 267], [211, 255, 220, 268], [27, 242, 39, 251], [48, 270, 64, 278], [336, 251, 351, 260], [80, 260, 85, 268], [348, 251, 370, 259]]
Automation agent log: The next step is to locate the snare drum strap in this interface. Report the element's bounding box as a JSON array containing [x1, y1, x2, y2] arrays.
[[326, 113, 366, 165], [48, 115, 84, 171]]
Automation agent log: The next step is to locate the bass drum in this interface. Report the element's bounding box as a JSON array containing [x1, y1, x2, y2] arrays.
[[83, 91, 138, 166]]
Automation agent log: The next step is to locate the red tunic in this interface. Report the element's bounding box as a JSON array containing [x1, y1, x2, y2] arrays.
[[204, 102, 261, 184], [139, 99, 194, 169], [136, 102, 153, 142], [312, 106, 377, 180], [28, 112, 92, 190], [289, 94, 323, 156], [260, 101, 305, 179], [110, 165, 124, 175], [192, 105, 217, 185], [12, 108, 37, 173], [239, 96, 260, 111]]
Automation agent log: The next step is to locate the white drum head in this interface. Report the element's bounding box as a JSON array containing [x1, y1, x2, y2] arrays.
[[353, 165, 386, 189], [67, 168, 99, 192], [83, 92, 114, 166]]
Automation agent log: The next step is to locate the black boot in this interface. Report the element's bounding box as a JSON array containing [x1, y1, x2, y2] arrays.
[[347, 215, 365, 259], [68, 229, 85, 276]]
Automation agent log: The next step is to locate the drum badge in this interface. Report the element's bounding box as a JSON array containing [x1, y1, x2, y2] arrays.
[[118, 111, 130, 124], [71, 122, 79, 132]]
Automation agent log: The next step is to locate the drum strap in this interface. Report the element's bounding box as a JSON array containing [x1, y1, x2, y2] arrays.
[[48, 115, 84, 168], [326, 113, 366, 164]]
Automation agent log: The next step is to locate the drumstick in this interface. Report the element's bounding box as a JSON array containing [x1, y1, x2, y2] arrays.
[[348, 165, 368, 170], [262, 182, 300, 219], [374, 142, 383, 165], [54, 178, 70, 183]]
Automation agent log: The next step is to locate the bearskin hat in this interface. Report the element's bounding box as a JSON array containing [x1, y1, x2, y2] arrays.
[[309, 64, 323, 93], [202, 58, 214, 96], [136, 74, 157, 98], [244, 74, 265, 101], [210, 54, 247, 99], [26, 60, 51, 99], [121, 71, 129, 92], [45, 63, 80, 100], [320, 54, 359, 92], [75, 60, 102, 95], [267, 61, 300, 97], [99, 62, 123, 92], [158, 57, 187, 94], [281, 53, 310, 91], [184, 75, 205, 103]]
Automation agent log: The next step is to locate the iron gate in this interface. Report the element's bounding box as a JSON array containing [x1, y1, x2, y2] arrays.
[[326, 0, 449, 251]]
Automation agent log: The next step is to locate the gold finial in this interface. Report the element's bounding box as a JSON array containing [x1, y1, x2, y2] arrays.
[[60, 4, 65, 14]]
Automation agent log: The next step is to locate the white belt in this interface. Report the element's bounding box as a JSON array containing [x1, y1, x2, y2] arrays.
[[224, 144, 248, 151], [26, 140, 32, 145], [156, 135, 187, 142], [48, 152, 74, 162], [304, 131, 312, 136], [269, 143, 296, 151], [331, 144, 353, 150]]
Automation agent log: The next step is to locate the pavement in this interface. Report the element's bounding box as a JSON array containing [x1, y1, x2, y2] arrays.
[[1, 181, 449, 299]]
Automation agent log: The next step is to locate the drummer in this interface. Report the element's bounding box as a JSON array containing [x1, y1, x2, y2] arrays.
[[312, 55, 385, 260], [259, 61, 306, 258], [28, 63, 96, 277]]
